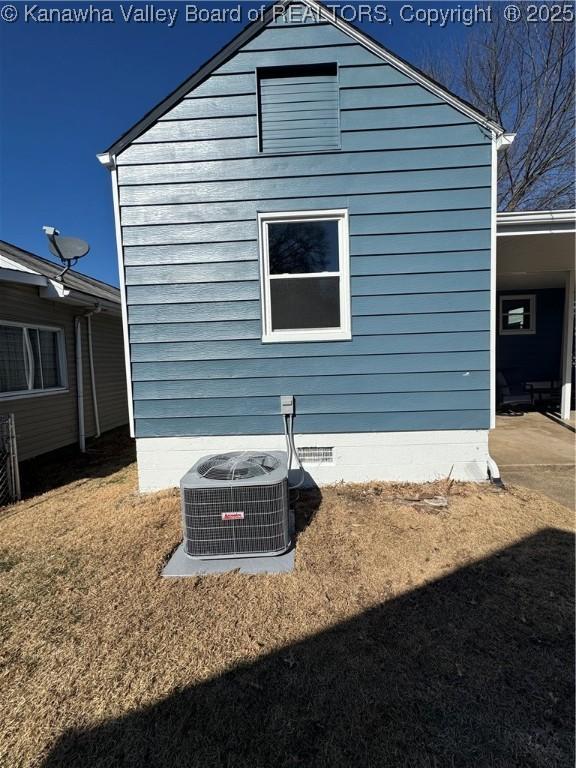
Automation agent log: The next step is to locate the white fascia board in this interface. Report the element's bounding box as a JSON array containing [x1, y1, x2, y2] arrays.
[[303, 0, 504, 136], [0, 267, 47, 287]]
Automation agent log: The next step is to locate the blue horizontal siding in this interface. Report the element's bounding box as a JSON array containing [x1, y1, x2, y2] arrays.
[[341, 125, 488, 152], [130, 320, 262, 342], [244, 24, 354, 50], [121, 17, 494, 437], [125, 256, 490, 288], [123, 241, 256, 265], [353, 291, 489, 315], [121, 210, 489, 248], [127, 281, 259, 305], [351, 251, 490, 275], [217, 46, 381, 73], [134, 116, 257, 143], [339, 65, 415, 88], [352, 230, 490, 255], [127, 265, 248, 292], [167, 95, 256, 120], [128, 300, 261, 324], [117, 146, 490, 185], [340, 85, 442, 109], [341, 104, 473, 131], [118, 124, 488, 165], [133, 370, 489, 400], [135, 410, 490, 437], [126, 291, 490, 324], [129, 311, 489, 343], [120, 190, 491, 227], [119, 167, 492, 206], [126, 271, 489, 305], [132, 351, 490, 381], [134, 390, 488, 418], [123, 216, 490, 249], [130, 332, 489, 363]]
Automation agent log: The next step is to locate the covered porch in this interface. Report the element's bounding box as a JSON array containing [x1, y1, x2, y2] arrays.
[[496, 210, 575, 421]]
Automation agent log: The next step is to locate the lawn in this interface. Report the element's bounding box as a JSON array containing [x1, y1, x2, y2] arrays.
[[0, 432, 574, 768]]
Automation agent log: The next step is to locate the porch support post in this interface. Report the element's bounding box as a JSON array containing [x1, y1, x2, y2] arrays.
[[560, 269, 575, 421]]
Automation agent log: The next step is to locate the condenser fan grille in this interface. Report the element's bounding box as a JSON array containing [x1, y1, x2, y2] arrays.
[[197, 452, 280, 481]]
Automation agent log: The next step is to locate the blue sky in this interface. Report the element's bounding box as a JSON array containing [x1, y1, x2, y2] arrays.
[[0, 1, 483, 286]]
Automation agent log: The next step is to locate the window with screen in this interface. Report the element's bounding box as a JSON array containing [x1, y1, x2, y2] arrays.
[[499, 295, 536, 335], [258, 63, 340, 154], [258, 210, 351, 342], [0, 323, 66, 396]]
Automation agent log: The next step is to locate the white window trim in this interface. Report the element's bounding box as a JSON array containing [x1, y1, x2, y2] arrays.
[[0, 320, 68, 400], [257, 209, 351, 343], [499, 294, 537, 336]]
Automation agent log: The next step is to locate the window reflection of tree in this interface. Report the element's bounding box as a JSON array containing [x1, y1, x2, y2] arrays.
[[269, 222, 332, 274]]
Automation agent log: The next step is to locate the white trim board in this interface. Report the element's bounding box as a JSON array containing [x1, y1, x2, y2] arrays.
[[135, 430, 490, 492], [110, 167, 135, 437]]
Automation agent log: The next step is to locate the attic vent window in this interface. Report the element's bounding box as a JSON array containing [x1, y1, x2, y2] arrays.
[[258, 64, 340, 154]]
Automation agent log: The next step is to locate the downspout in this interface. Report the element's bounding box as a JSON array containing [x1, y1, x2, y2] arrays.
[[74, 316, 86, 453], [86, 308, 102, 438], [74, 306, 102, 453], [487, 131, 516, 486]]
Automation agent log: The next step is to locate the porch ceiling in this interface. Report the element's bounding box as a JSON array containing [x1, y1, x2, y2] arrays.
[[497, 231, 575, 288]]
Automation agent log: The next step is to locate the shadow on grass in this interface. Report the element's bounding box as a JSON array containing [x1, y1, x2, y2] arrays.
[[19, 427, 135, 499], [42, 528, 574, 768]]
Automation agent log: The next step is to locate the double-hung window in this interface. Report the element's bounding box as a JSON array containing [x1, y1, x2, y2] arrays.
[[258, 209, 351, 343], [0, 322, 67, 397], [499, 295, 536, 335]]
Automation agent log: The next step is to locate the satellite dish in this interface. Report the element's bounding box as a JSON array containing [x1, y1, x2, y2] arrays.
[[47, 234, 90, 263], [42, 226, 90, 280]]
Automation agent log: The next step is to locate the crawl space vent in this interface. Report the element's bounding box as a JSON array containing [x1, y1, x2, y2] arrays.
[[298, 447, 334, 464]]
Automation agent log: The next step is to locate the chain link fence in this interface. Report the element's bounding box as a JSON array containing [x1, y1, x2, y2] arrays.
[[0, 414, 20, 506]]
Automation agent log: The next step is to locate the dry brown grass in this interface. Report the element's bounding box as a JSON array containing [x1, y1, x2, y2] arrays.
[[0, 436, 574, 768]]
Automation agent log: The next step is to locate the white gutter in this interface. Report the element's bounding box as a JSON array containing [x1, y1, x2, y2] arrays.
[[497, 209, 576, 236], [497, 209, 576, 226]]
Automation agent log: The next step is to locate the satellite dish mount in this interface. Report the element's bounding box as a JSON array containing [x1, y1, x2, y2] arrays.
[[42, 226, 90, 281]]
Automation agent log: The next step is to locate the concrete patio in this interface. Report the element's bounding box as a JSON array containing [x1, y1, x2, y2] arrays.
[[490, 411, 575, 509]]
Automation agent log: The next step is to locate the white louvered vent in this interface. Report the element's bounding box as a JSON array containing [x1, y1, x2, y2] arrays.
[[258, 64, 340, 154], [298, 447, 334, 464]]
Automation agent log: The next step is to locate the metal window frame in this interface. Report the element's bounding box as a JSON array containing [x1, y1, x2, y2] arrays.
[[0, 320, 68, 399], [257, 208, 351, 343], [498, 294, 537, 336]]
